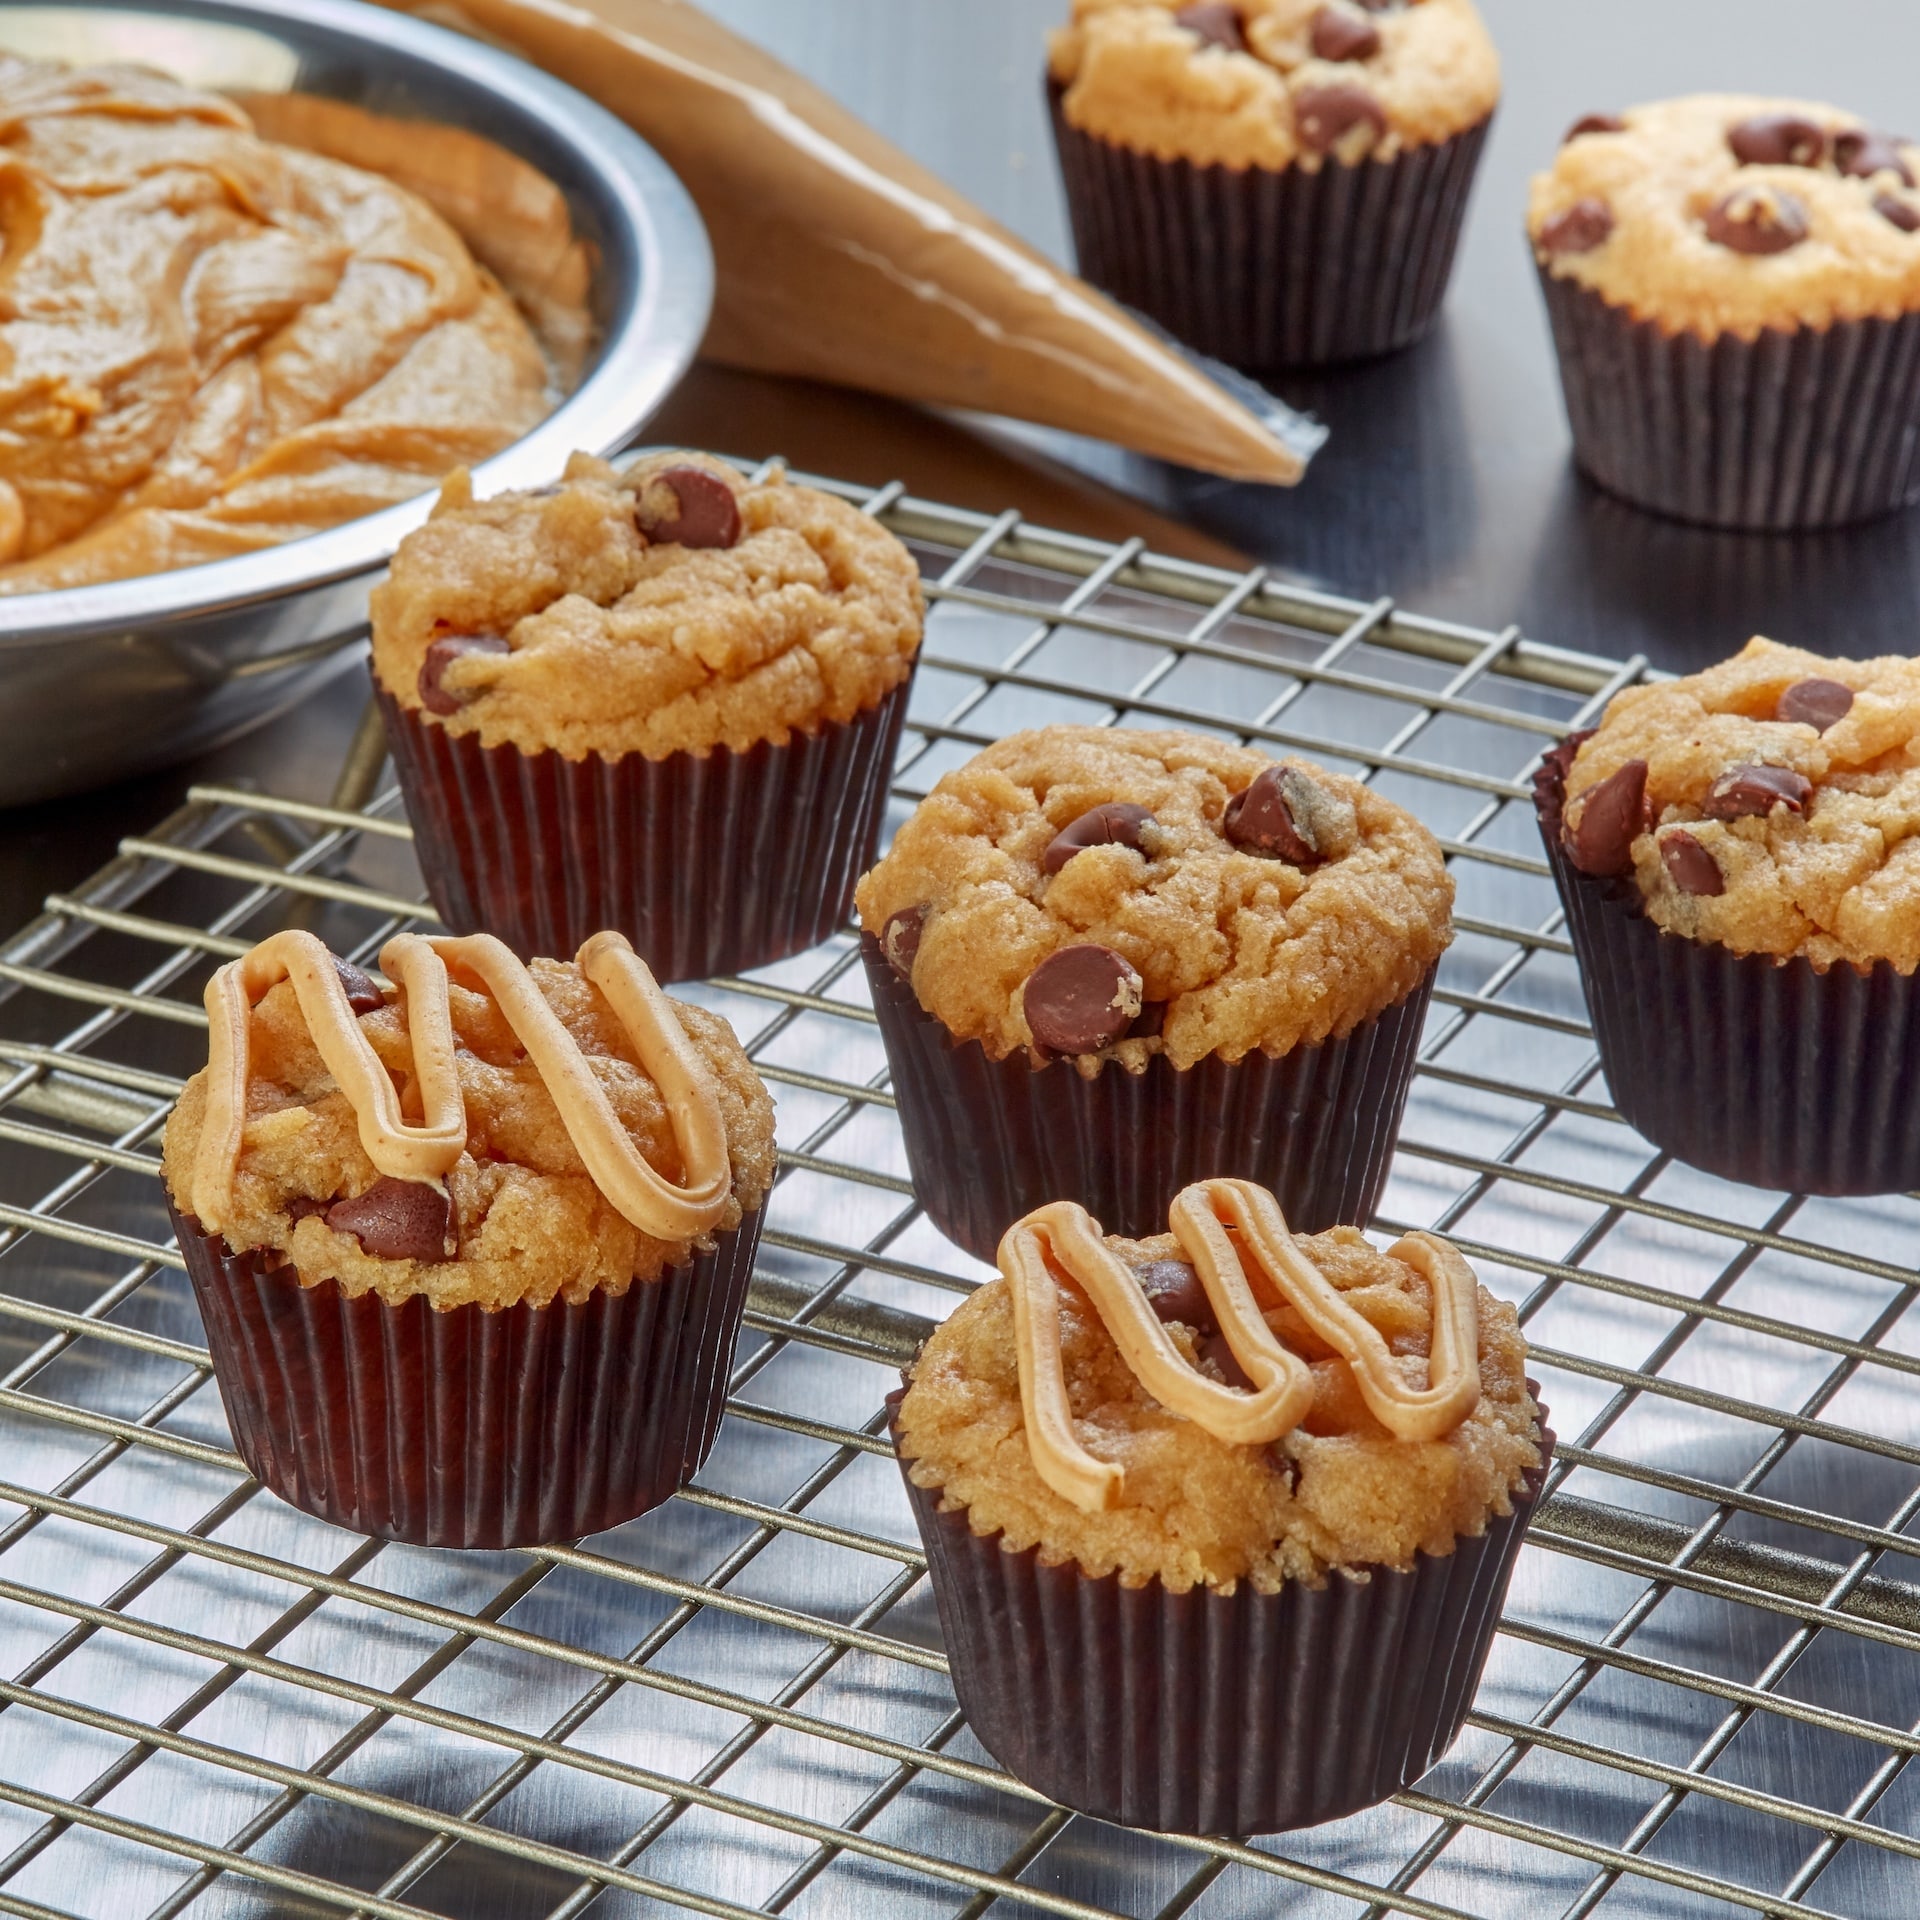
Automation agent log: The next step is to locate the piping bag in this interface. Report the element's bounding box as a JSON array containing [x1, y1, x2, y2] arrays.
[[387, 0, 1321, 485]]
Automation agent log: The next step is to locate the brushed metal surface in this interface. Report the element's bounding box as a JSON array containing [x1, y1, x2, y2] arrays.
[[0, 0, 713, 807], [0, 475, 1912, 1916]]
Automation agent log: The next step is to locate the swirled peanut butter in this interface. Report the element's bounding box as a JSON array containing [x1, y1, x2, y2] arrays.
[[161, 930, 777, 1311], [0, 58, 567, 594], [898, 1180, 1538, 1588]]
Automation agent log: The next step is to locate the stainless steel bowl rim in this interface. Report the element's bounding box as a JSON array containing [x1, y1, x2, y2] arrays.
[[0, 0, 713, 647]]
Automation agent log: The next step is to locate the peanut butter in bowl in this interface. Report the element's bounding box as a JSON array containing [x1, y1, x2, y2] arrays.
[[0, 55, 590, 595]]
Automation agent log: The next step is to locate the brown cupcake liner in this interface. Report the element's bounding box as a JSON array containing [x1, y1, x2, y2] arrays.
[[170, 1200, 764, 1548], [1048, 81, 1490, 370], [862, 933, 1432, 1259], [377, 675, 911, 982], [891, 1389, 1551, 1834], [1535, 737, 1920, 1194], [1536, 267, 1920, 531]]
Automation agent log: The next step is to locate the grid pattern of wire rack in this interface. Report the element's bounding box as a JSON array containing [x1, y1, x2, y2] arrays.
[[0, 465, 1915, 1920]]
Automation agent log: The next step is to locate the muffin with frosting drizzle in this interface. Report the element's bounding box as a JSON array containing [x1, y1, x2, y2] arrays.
[[1536, 635, 1920, 1194], [1529, 96, 1920, 526], [855, 724, 1452, 1257], [891, 1176, 1546, 1832], [1046, 0, 1502, 367], [161, 926, 776, 1546], [370, 449, 925, 981]]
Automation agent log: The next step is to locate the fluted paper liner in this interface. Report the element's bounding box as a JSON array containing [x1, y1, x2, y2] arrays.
[[171, 1201, 763, 1548], [891, 1389, 1551, 1834], [1536, 267, 1920, 530], [1050, 85, 1489, 370], [863, 933, 1432, 1260], [1536, 736, 1920, 1193], [372, 0, 1318, 484], [380, 678, 908, 982]]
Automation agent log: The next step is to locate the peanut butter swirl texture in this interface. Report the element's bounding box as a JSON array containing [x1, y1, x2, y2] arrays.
[[1000, 1178, 1482, 1512], [190, 929, 731, 1242]]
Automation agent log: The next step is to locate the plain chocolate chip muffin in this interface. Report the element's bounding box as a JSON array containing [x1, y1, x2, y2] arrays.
[[1537, 636, 1920, 1194], [891, 1175, 1546, 1831], [163, 928, 777, 1545], [1529, 97, 1920, 526], [1047, 0, 1502, 366], [855, 725, 1453, 1256], [371, 450, 926, 980]]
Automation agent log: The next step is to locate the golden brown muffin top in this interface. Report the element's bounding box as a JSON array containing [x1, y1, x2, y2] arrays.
[[1559, 636, 1920, 974], [369, 451, 925, 762], [896, 1186, 1539, 1591], [855, 726, 1453, 1070], [1529, 96, 1920, 338], [1049, 0, 1499, 170], [162, 936, 777, 1310], [0, 56, 560, 595]]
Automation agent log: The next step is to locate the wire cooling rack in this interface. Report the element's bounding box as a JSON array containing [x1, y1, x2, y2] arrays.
[[0, 466, 1915, 1920]]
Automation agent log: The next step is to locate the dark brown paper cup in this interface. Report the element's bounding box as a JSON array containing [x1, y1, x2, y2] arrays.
[[377, 675, 911, 982], [892, 1391, 1550, 1834], [171, 1201, 763, 1548], [1048, 81, 1489, 370], [863, 933, 1432, 1259], [1535, 737, 1920, 1193], [1535, 266, 1920, 530]]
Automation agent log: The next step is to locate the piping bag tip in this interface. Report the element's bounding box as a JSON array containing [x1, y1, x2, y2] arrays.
[[377, 0, 1323, 487]]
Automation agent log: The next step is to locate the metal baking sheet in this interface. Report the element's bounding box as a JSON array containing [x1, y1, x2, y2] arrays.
[[0, 468, 1912, 1918]]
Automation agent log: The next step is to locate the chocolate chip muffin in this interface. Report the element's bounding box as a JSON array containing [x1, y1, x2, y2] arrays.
[[855, 725, 1453, 1255], [1047, 0, 1501, 367], [371, 450, 925, 980], [1529, 97, 1920, 526], [162, 927, 777, 1545], [892, 1176, 1547, 1832], [1537, 636, 1920, 1193]]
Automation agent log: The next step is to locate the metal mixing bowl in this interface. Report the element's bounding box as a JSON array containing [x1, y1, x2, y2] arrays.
[[0, 0, 713, 806]]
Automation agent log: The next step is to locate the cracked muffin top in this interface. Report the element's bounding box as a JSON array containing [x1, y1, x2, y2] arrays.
[[1530, 96, 1920, 338], [854, 726, 1452, 1070], [161, 930, 776, 1311], [896, 1178, 1540, 1591], [1048, 0, 1500, 171], [1553, 636, 1920, 973], [369, 451, 925, 762]]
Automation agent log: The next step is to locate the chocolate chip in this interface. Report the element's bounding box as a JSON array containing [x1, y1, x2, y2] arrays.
[[1295, 82, 1386, 158], [1042, 802, 1156, 876], [1727, 113, 1828, 168], [1023, 944, 1143, 1056], [1836, 128, 1915, 187], [417, 634, 509, 716], [1224, 765, 1319, 863], [1564, 113, 1625, 142], [1199, 1332, 1253, 1392], [325, 1177, 454, 1262], [1309, 5, 1381, 62], [1877, 192, 1920, 233], [634, 465, 742, 549], [331, 954, 385, 1016], [1539, 198, 1615, 255], [1704, 186, 1809, 255], [285, 1195, 330, 1225], [1128, 999, 1169, 1041], [880, 905, 926, 981], [1776, 677, 1854, 731], [1566, 758, 1648, 877], [1659, 830, 1724, 898], [1702, 763, 1812, 819], [1172, 1, 1245, 51], [1135, 1258, 1215, 1332]]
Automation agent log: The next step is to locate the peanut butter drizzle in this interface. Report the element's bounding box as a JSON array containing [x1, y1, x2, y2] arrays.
[[190, 929, 731, 1246], [998, 1178, 1484, 1514]]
